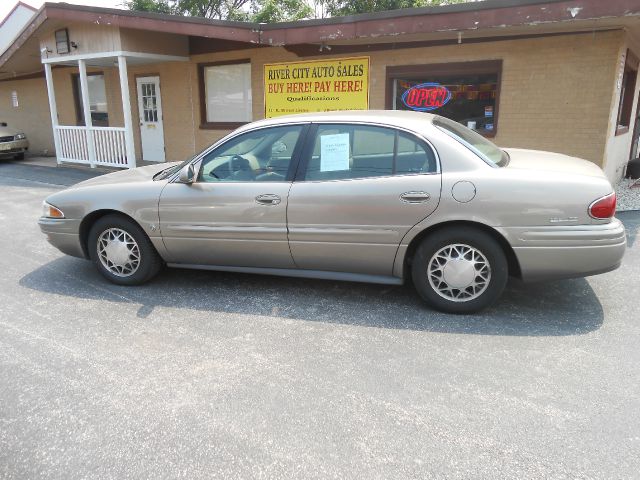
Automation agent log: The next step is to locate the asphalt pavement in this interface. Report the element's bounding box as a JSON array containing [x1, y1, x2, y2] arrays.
[[1, 159, 639, 479]]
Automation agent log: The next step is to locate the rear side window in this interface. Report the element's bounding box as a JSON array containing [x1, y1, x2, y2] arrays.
[[396, 132, 436, 175], [303, 124, 437, 181]]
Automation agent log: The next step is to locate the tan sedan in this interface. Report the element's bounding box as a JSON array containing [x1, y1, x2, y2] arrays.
[[39, 111, 625, 313], [0, 123, 29, 160]]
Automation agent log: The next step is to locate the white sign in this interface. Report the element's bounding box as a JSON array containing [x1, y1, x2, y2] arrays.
[[320, 133, 350, 172], [11, 91, 18, 108]]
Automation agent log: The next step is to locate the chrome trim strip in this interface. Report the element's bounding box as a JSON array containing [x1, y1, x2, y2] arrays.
[[166, 263, 404, 285]]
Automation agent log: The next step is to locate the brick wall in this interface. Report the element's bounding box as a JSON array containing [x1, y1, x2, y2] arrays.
[[186, 30, 623, 167]]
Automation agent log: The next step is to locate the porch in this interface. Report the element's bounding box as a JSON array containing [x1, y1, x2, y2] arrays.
[[43, 51, 188, 169]]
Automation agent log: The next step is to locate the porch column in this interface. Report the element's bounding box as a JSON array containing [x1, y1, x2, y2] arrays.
[[117, 55, 136, 169], [78, 59, 97, 168], [44, 63, 62, 165]]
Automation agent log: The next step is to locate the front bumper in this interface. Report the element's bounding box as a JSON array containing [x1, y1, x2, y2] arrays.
[[38, 217, 86, 259], [499, 218, 627, 282], [0, 139, 29, 157]]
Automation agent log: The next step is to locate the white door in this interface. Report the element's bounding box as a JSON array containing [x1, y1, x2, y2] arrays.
[[136, 76, 165, 162]]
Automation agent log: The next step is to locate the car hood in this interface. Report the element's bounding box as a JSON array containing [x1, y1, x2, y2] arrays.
[[502, 148, 607, 179], [0, 125, 20, 136], [70, 162, 180, 189]]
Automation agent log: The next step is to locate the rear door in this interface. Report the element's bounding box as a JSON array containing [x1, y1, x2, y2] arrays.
[[287, 123, 442, 276]]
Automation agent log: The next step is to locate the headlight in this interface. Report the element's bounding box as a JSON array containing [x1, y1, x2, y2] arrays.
[[42, 202, 64, 218], [14, 133, 26, 140]]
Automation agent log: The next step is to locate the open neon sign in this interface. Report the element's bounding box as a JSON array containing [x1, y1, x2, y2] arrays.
[[401, 83, 451, 112]]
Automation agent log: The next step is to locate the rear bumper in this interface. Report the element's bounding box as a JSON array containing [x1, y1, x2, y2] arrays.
[[499, 219, 626, 282], [38, 217, 85, 258]]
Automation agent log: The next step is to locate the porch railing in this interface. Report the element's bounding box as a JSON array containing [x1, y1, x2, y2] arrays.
[[55, 126, 129, 168]]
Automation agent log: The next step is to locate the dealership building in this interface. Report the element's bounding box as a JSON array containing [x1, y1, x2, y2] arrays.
[[0, 0, 639, 181]]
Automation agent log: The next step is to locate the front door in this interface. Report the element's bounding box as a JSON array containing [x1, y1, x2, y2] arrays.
[[136, 76, 165, 162], [158, 124, 307, 268], [287, 123, 442, 276]]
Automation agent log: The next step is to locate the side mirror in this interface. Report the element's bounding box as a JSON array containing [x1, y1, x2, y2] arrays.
[[179, 164, 195, 184]]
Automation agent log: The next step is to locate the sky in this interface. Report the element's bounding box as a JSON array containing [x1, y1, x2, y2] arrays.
[[0, 0, 125, 21]]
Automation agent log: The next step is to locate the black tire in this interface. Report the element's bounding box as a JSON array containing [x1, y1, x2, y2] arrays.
[[627, 157, 640, 179], [14, 152, 24, 160], [411, 226, 508, 314], [88, 214, 163, 285]]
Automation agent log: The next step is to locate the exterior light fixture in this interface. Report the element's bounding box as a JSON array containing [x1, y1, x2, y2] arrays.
[[55, 28, 71, 54]]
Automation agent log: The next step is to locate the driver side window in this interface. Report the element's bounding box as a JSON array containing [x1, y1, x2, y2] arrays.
[[199, 125, 304, 182]]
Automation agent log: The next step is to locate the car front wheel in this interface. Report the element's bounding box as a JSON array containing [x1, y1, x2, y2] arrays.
[[88, 214, 163, 285], [411, 227, 508, 314]]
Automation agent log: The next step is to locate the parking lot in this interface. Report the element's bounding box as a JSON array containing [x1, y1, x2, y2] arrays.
[[1, 160, 639, 479]]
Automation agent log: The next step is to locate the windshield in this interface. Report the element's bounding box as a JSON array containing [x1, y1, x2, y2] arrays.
[[433, 116, 509, 167]]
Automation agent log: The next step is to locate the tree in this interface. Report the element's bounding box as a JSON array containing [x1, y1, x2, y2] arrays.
[[323, 0, 473, 17], [127, 0, 477, 22], [126, 0, 174, 15], [128, 0, 310, 21], [251, 0, 313, 23], [176, 0, 251, 20]]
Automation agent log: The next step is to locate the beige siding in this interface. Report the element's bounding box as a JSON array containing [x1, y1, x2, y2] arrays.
[[0, 76, 54, 155], [39, 23, 121, 59]]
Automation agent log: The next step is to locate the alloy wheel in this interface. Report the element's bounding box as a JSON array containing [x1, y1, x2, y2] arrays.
[[427, 243, 491, 302], [97, 227, 141, 277]]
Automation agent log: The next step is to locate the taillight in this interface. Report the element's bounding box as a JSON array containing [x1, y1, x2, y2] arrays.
[[588, 193, 616, 219]]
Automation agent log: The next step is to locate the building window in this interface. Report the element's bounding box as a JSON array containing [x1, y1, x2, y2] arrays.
[[72, 73, 109, 127], [616, 51, 639, 135], [387, 61, 502, 137], [199, 60, 252, 129]]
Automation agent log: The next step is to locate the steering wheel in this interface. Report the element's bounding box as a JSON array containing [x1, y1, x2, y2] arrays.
[[229, 154, 249, 173]]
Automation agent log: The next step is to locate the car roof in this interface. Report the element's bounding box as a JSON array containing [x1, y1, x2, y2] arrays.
[[237, 110, 436, 133]]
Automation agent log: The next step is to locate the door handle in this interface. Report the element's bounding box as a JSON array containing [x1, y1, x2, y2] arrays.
[[400, 191, 431, 203], [255, 194, 281, 205]]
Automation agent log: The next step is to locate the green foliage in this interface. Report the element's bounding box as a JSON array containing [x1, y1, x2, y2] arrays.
[[126, 0, 476, 21], [252, 0, 313, 23], [127, 0, 311, 21], [176, 0, 251, 20], [324, 0, 472, 17], [126, 0, 174, 14]]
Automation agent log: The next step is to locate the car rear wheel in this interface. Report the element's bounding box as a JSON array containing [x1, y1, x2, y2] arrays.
[[88, 214, 163, 285], [411, 227, 508, 314], [14, 152, 24, 160]]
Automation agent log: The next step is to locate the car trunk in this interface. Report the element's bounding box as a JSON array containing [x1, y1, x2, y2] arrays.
[[502, 148, 608, 179]]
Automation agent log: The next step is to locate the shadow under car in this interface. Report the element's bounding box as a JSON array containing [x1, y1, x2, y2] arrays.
[[20, 256, 604, 337]]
